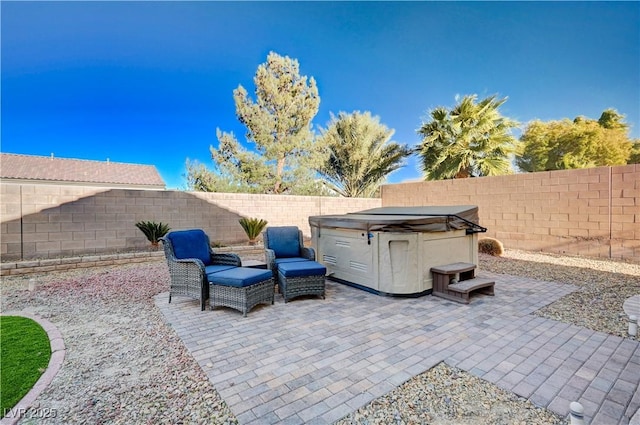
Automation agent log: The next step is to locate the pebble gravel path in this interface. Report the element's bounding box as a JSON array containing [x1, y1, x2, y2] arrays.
[[2, 264, 237, 425]]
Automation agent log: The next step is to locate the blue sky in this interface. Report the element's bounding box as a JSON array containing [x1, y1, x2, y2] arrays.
[[2, 1, 639, 190]]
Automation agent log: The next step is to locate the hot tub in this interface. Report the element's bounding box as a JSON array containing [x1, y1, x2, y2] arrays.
[[309, 206, 486, 297]]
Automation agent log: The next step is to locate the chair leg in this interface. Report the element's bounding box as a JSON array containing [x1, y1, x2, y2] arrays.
[[201, 282, 208, 311]]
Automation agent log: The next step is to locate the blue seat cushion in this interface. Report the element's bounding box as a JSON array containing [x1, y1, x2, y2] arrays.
[[278, 261, 326, 278], [274, 257, 309, 267], [209, 268, 273, 288], [168, 229, 211, 265], [266, 227, 301, 258], [205, 264, 236, 276]]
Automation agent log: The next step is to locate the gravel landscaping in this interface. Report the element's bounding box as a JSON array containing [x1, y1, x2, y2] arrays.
[[481, 250, 640, 341], [1, 249, 638, 424]]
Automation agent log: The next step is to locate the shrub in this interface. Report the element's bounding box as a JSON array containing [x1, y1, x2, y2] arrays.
[[478, 237, 504, 256], [239, 217, 268, 245], [135, 221, 171, 247]]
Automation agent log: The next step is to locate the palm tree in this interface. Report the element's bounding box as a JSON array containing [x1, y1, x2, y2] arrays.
[[417, 95, 520, 180], [316, 111, 413, 197]]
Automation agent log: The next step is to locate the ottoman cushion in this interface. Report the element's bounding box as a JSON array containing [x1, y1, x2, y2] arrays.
[[208, 268, 273, 288], [278, 261, 326, 278]]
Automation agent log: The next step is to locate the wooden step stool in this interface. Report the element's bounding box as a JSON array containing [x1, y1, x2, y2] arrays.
[[430, 262, 495, 304]]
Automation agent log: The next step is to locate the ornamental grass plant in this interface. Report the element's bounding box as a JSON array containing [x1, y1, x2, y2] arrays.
[[478, 237, 504, 256]]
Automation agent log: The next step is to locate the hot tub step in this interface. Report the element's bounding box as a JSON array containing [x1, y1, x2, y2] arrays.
[[431, 263, 495, 304], [448, 277, 495, 294], [432, 276, 495, 304], [430, 262, 476, 275]]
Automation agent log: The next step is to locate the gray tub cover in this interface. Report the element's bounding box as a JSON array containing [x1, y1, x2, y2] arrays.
[[309, 205, 483, 233]]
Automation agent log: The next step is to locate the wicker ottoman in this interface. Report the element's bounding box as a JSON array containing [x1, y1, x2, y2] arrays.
[[277, 261, 326, 303], [208, 268, 274, 316]]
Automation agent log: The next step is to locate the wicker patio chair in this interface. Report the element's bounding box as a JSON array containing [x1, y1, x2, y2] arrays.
[[161, 229, 241, 311], [263, 226, 326, 302], [263, 226, 315, 273]]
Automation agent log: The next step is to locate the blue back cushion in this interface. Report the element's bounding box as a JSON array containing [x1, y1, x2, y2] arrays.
[[267, 227, 301, 258], [168, 229, 211, 265]]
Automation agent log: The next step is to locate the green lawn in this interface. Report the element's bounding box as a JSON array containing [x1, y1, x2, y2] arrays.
[[0, 316, 51, 415]]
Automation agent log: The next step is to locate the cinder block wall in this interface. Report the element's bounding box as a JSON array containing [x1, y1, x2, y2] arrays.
[[3, 165, 637, 262], [380, 164, 639, 262], [0, 185, 380, 261]]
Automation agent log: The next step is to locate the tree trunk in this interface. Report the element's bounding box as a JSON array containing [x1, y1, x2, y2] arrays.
[[274, 156, 286, 193], [455, 167, 471, 179]]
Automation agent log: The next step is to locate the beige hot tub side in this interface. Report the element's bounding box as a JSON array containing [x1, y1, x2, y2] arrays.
[[309, 206, 486, 297]]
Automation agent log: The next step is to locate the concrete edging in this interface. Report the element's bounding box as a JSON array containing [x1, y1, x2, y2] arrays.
[[0, 245, 266, 277], [0, 313, 65, 425], [0, 251, 165, 277]]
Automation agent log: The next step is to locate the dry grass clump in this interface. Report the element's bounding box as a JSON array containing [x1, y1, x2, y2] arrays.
[[478, 237, 504, 256]]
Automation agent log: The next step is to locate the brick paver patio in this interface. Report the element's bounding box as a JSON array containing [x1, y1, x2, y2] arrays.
[[155, 273, 640, 424]]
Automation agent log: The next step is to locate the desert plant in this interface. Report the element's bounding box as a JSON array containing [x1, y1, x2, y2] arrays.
[[239, 217, 268, 245], [478, 237, 504, 256], [135, 221, 171, 247]]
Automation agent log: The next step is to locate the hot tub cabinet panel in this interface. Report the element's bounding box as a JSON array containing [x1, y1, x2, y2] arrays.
[[316, 228, 378, 290], [310, 206, 483, 297], [377, 232, 420, 295]]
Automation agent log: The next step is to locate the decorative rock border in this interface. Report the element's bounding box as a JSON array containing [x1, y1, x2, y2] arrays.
[[0, 245, 265, 277], [0, 251, 165, 277], [0, 313, 66, 425]]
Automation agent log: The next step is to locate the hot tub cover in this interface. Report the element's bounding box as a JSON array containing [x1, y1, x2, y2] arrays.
[[309, 205, 484, 233]]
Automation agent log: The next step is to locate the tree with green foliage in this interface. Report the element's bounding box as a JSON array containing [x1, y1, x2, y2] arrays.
[[598, 108, 628, 130], [516, 109, 634, 172], [185, 159, 219, 192], [316, 111, 412, 197], [629, 141, 640, 164], [417, 94, 520, 180], [599, 108, 639, 165], [187, 52, 324, 194]]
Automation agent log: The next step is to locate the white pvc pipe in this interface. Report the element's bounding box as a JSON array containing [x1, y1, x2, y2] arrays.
[[629, 315, 638, 337], [570, 401, 585, 425]]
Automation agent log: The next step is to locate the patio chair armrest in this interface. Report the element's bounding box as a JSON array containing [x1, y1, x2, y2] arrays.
[[211, 252, 242, 266], [264, 249, 276, 270], [301, 247, 315, 261], [172, 257, 206, 271], [166, 257, 207, 282]]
